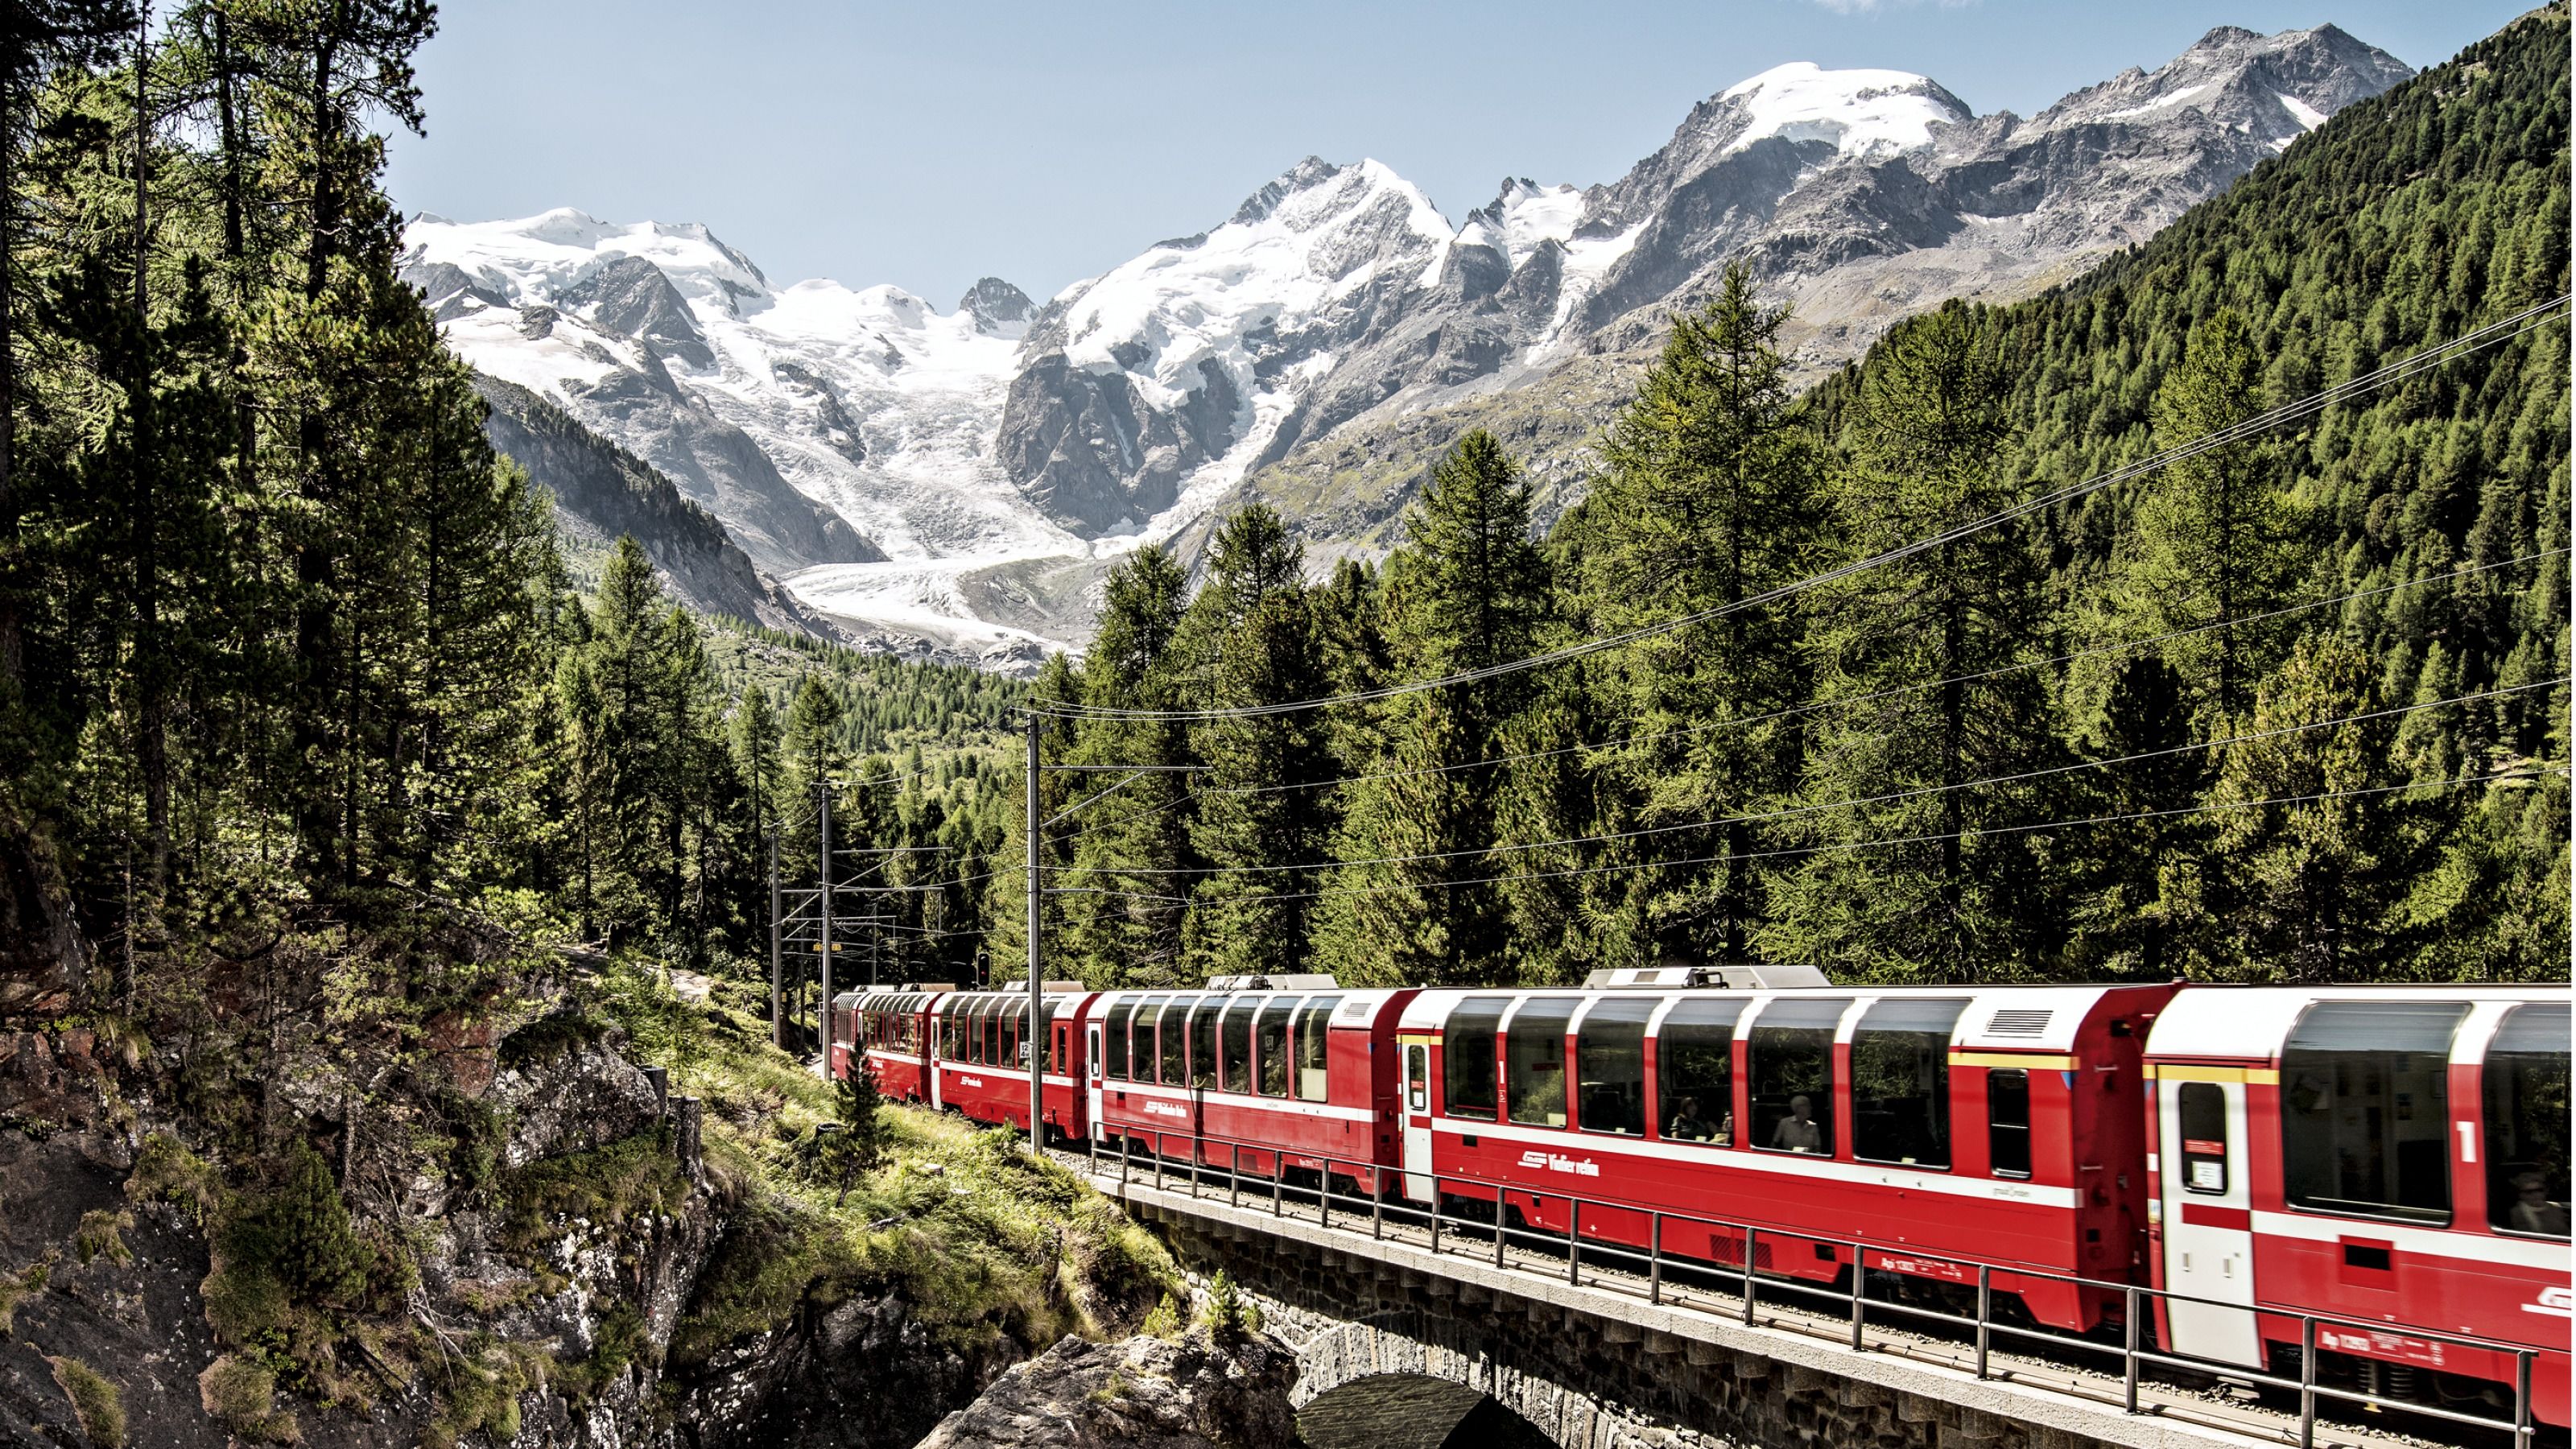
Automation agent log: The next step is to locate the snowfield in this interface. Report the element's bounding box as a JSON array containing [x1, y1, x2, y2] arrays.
[[403, 29, 2405, 668]]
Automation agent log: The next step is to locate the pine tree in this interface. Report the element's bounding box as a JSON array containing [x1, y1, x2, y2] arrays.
[[1769, 301, 2062, 981], [1582, 265, 1819, 962], [1066, 546, 1197, 986], [2102, 310, 2308, 726], [1315, 432, 1546, 986], [2205, 634, 2432, 980], [1183, 507, 1335, 979]]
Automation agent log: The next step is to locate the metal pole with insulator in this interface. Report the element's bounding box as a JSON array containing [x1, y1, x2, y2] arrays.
[[819, 783, 833, 1063], [1025, 712, 1043, 1155], [767, 829, 782, 1049]]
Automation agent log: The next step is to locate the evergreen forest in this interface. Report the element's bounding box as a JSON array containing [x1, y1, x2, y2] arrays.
[[2, 2, 2563, 1062], [980, 6, 2571, 992]]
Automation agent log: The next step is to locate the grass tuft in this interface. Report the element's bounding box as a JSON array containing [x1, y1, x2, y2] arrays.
[[47, 1356, 124, 1447]]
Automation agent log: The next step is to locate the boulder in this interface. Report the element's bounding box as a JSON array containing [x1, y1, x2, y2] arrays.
[[917, 1328, 1298, 1449]]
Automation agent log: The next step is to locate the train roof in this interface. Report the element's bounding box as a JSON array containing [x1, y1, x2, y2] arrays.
[[1087, 986, 1413, 1026], [2145, 983, 2568, 1063], [1396, 984, 2167, 1054]]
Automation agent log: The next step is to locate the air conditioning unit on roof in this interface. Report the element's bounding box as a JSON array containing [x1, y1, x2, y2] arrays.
[[1584, 964, 1832, 990], [1204, 973, 1340, 992]]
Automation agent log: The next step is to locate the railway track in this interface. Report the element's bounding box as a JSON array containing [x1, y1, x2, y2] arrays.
[[1042, 1142, 2528, 1449]]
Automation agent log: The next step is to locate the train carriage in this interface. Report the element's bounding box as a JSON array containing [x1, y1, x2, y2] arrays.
[[1083, 979, 1418, 1193], [847, 988, 943, 1104], [2142, 986, 2570, 1426], [1393, 973, 2176, 1332]]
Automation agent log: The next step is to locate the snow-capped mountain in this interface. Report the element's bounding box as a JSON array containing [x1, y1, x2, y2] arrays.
[[404, 23, 2410, 664]]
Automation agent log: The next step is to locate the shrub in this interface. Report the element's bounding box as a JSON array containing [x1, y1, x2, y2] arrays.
[[0, 1253, 56, 1336], [74, 1210, 133, 1268], [421, 1336, 546, 1449], [126, 1133, 219, 1221], [198, 1356, 299, 1444], [226, 1142, 367, 1307], [1137, 1292, 1182, 1341], [1198, 1270, 1257, 1342], [47, 1356, 123, 1447]]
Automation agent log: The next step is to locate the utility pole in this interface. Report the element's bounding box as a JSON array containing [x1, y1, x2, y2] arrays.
[[1025, 712, 1043, 1155], [818, 782, 834, 1067], [767, 828, 783, 1049]]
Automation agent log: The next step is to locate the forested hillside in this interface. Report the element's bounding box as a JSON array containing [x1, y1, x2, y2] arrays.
[[981, 3, 2569, 991], [0, 5, 1105, 1440]]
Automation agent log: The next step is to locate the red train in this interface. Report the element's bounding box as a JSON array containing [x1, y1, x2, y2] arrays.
[[836, 971, 2569, 1428]]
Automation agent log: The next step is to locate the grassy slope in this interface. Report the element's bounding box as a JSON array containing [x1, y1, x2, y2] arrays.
[[588, 964, 1174, 1367]]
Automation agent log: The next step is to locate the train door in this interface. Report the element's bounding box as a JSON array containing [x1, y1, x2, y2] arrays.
[[2159, 1074, 2261, 1367], [1401, 1035, 1435, 1201], [1087, 1024, 1105, 1141]]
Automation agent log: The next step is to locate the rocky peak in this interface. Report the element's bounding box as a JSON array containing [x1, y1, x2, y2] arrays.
[[1711, 63, 1971, 161], [2033, 23, 2410, 142], [555, 252, 714, 368], [960, 276, 1034, 336], [1229, 155, 1344, 226]]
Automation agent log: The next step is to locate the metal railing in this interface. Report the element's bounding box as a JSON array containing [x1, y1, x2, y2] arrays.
[[1088, 1121, 2545, 1449]]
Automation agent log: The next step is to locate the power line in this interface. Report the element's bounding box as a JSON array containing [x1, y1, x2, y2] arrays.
[[1206, 764, 2570, 906], [1031, 295, 2570, 724], [1048, 550, 2564, 810], [1050, 679, 2564, 877]]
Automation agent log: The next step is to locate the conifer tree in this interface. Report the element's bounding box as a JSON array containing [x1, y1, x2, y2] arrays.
[[2205, 634, 2432, 980], [1769, 301, 2062, 980], [1315, 432, 1546, 986], [2103, 310, 2308, 727], [1183, 507, 1335, 979], [1066, 546, 1197, 986], [1582, 264, 1818, 962]]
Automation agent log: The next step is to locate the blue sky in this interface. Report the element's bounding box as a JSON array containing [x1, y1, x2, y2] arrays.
[[382, 0, 2531, 308]]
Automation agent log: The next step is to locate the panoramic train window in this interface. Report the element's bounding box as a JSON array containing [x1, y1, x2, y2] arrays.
[[1749, 998, 1847, 1156], [1852, 999, 1967, 1169], [1005, 1003, 1027, 1067], [1576, 996, 1655, 1136], [1220, 997, 1255, 1094], [1444, 998, 1504, 1120], [1257, 997, 1293, 1097], [1657, 998, 1741, 1144], [1104, 1001, 1133, 1080], [1508, 997, 1581, 1127], [2483, 1002, 2570, 1239], [1038, 1001, 1059, 1072], [1159, 997, 1190, 1087], [2283, 1001, 2468, 1223], [1294, 997, 1340, 1101], [2177, 1081, 2227, 1194], [1188, 999, 1220, 1088], [1988, 1069, 2032, 1179], [1134, 998, 1167, 1083]]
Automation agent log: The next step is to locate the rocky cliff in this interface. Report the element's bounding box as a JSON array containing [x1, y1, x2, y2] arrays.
[[918, 1327, 1300, 1449], [474, 376, 843, 637], [0, 919, 1172, 1449]]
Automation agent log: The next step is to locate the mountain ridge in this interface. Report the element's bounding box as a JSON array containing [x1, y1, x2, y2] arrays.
[[402, 20, 2417, 659]]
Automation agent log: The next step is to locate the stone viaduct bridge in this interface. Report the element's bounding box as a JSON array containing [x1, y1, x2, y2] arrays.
[[1064, 1154, 2429, 1449]]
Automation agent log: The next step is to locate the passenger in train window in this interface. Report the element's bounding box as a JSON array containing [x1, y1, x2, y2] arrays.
[[1666, 1096, 1720, 1141], [2511, 1172, 2570, 1237], [1773, 1095, 1825, 1154]]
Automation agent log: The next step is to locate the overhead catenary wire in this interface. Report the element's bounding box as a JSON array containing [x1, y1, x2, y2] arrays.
[[1048, 678, 2566, 877], [1234, 763, 2568, 906], [1028, 294, 2573, 724], [1042, 549, 2565, 811]]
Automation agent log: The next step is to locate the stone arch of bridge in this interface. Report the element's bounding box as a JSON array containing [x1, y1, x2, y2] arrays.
[[1297, 1372, 1557, 1449], [1276, 1307, 1624, 1449]]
